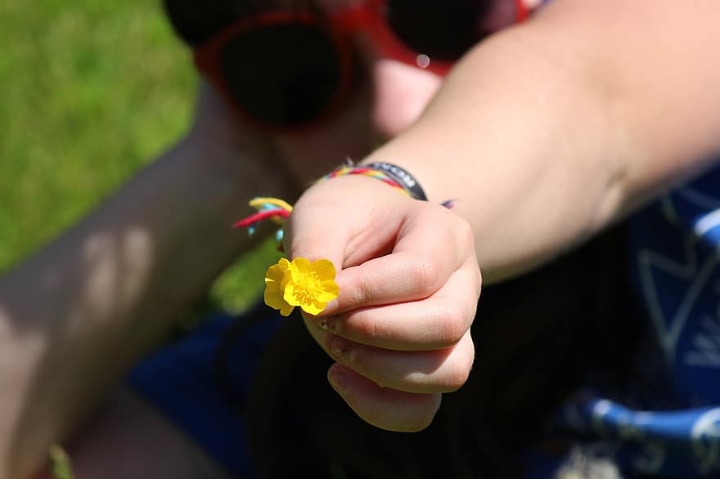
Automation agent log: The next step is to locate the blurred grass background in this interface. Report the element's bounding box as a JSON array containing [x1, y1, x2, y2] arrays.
[[0, 0, 269, 313]]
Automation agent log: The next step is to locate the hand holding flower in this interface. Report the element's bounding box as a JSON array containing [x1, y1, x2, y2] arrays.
[[284, 173, 481, 433]]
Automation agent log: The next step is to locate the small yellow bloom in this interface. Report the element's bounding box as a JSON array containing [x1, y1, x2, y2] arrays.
[[263, 257, 339, 317], [264, 258, 294, 317]]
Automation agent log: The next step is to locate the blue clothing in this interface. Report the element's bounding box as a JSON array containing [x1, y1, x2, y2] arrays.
[[533, 165, 720, 477], [127, 306, 283, 478]]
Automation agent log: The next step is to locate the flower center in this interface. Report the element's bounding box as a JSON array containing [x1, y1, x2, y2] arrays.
[[293, 271, 321, 304]]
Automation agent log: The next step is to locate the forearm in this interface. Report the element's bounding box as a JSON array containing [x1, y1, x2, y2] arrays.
[[365, 0, 720, 282], [0, 133, 291, 477]]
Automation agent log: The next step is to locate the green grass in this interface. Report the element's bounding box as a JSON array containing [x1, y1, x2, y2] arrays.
[[0, 0, 267, 312]]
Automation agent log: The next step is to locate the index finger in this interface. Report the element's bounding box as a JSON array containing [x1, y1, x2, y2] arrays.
[[324, 205, 476, 315]]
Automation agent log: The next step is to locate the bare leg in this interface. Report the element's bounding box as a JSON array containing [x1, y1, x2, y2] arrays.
[[46, 387, 234, 479]]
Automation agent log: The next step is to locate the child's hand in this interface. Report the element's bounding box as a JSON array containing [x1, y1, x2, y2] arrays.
[[285, 174, 481, 432]]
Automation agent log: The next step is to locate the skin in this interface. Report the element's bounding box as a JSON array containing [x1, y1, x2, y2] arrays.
[[3, 0, 720, 477]]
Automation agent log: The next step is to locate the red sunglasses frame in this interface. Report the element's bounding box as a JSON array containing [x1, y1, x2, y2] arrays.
[[194, 0, 531, 130]]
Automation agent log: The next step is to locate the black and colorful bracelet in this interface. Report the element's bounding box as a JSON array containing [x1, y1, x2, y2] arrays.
[[318, 162, 428, 201], [234, 161, 447, 241]]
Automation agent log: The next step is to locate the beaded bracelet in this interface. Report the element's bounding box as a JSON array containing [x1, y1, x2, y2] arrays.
[[319, 162, 428, 201]]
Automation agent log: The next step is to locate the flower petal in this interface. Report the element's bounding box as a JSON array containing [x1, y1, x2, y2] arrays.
[[282, 281, 303, 307], [265, 257, 290, 284], [264, 258, 294, 316], [300, 302, 324, 316], [264, 288, 294, 317], [311, 259, 336, 277]]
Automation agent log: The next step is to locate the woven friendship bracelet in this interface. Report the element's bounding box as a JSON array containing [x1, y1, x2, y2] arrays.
[[319, 162, 428, 201], [364, 162, 428, 201], [235, 163, 436, 243]]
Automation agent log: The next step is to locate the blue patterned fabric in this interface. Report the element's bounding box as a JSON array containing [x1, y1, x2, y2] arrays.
[[529, 165, 720, 477]]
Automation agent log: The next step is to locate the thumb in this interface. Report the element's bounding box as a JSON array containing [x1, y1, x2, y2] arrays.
[[283, 174, 395, 267], [281, 188, 352, 318], [282, 175, 408, 316], [282, 187, 350, 270]]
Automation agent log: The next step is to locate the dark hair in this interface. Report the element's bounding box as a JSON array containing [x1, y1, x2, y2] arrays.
[[242, 223, 642, 479]]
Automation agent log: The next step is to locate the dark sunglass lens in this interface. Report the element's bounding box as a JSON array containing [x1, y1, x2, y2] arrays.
[[387, 0, 490, 61], [220, 24, 341, 127]]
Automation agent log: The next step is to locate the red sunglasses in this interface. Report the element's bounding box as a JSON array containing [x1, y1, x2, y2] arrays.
[[194, 0, 531, 131]]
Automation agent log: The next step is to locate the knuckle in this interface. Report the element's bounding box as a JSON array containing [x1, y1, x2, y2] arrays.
[[407, 257, 443, 296], [395, 396, 442, 432], [347, 278, 372, 309], [433, 303, 471, 346], [444, 210, 475, 251], [440, 337, 475, 391], [442, 355, 474, 391], [443, 371, 470, 392], [401, 415, 434, 432], [458, 218, 475, 249], [475, 267, 483, 295]]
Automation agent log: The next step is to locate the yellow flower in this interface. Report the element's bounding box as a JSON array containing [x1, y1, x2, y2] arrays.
[[263, 257, 339, 317]]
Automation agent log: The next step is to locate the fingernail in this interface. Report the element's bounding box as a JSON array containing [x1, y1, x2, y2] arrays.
[[330, 336, 354, 363], [316, 316, 335, 332], [329, 369, 349, 396]]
